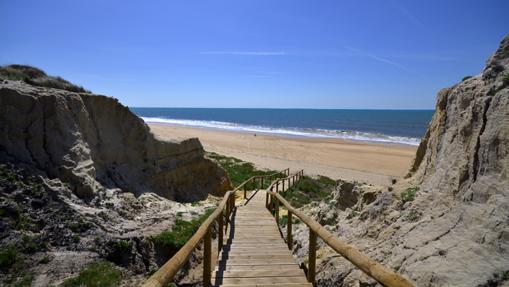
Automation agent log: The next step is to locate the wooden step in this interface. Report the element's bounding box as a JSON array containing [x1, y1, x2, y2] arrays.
[[214, 276, 310, 285], [214, 189, 309, 286], [215, 264, 301, 272], [216, 284, 312, 287], [213, 269, 305, 279]]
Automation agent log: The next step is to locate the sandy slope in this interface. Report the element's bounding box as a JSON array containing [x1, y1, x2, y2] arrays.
[[148, 124, 417, 186]]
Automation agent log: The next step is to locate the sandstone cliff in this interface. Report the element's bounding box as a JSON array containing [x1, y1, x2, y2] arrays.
[[290, 35, 509, 286], [0, 78, 230, 202], [0, 69, 231, 286]]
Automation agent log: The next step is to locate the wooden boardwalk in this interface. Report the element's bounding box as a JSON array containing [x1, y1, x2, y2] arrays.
[[213, 189, 311, 287]]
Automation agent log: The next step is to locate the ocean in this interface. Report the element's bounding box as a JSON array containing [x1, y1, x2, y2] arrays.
[[130, 108, 434, 146]]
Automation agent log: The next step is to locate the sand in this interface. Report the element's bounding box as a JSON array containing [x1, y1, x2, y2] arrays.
[[148, 124, 417, 186]]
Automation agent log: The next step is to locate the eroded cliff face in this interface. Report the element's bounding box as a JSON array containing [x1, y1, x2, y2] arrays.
[[290, 35, 509, 287], [0, 79, 230, 202], [0, 76, 231, 285], [410, 35, 509, 201]]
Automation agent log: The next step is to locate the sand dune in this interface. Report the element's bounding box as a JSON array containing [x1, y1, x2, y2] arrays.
[[149, 124, 417, 186]]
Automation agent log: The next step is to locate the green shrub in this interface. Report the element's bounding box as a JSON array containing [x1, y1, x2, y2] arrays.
[[72, 235, 81, 243], [405, 210, 421, 222], [14, 274, 33, 287], [206, 152, 283, 187], [66, 219, 92, 233], [0, 65, 90, 93], [317, 175, 336, 186], [111, 240, 131, 251], [152, 209, 214, 249], [462, 75, 472, 81], [503, 74, 509, 85], [401, 187, 419, 203], [280, 176, 334, 208], [0, 247, 18, 271], [39, 255, 51, 264], [21, 235, 45, 253], [62, 261, 121, 287]]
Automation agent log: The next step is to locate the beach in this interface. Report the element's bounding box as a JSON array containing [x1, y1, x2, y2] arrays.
[[148, 124, 417, 186]]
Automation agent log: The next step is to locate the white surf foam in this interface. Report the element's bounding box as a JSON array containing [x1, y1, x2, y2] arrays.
[[141, 117, 421, 146]]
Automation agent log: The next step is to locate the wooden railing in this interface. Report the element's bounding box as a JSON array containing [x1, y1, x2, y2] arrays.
[[142, 168, 290, 287], [238, 168, 290, 199], [267, 174, 414, 287]]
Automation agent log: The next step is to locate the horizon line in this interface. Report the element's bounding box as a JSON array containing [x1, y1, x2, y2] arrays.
[[129, 106, 435, 111]]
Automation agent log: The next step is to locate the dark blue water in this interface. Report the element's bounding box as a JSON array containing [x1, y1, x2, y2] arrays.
[[130, 108, 434, 145]]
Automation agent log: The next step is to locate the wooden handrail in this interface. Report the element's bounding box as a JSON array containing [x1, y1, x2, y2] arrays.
[[143, 190, 235, 287], [234, 168, 290, 199], [269, 189, 414, 287], [143, 167, 291, 287]]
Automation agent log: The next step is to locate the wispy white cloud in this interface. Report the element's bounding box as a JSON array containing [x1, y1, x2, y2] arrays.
[[388, 53, 459, 62], [200, 51, 287, 56], [344, 46, 408, 70], [388, 0, 426, 30]]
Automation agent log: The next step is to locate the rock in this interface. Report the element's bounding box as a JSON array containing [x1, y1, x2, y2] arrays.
[[292, 34, 509, 287], [0, 79, 231, 201]]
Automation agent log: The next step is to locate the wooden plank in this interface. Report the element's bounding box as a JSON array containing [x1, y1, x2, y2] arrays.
[[213, 269, 305, 278], [219, 254, 294, 260], [214, 264, 301, 272], [214, 276, 310, 285], [216, 259, 296, 265], [216, 284, 312, 287]]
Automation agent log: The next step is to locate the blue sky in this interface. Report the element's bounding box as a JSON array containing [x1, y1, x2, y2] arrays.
[[1, 0, 508, 109]]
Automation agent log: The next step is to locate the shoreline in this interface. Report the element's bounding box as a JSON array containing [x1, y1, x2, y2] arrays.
[[148, 123, 418, 186], [140, 117, 422, 146]]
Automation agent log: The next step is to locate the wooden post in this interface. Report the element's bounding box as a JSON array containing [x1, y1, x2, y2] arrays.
[[282, 179, 285, 191], [225, 197, 230, 226], [261, 177, 264, 189], [244, 180, 247, 199], [265, 192, 269, 208], [275, 197, 279, 225], [223, 208, 227, 234], [308, 229, 317, 284], [203, 228, 212, 287], [218, 214, 223, 251], [287, 211, 293, 250]]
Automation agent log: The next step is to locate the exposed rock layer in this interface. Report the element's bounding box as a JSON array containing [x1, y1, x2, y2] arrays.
[[0, 80, 230, 202]]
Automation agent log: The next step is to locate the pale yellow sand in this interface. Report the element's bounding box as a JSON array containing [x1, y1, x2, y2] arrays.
[[148, 124, 417, 186]]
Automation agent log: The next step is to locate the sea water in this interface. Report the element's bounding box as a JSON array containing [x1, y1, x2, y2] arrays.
[[130, 108, 434, 146]]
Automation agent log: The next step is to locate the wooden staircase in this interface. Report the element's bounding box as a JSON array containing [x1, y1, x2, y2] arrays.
[[143, 169, 414, 287], [213, 189, 311, 286]]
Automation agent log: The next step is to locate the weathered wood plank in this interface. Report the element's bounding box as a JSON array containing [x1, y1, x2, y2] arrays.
[[213, 269, 305, 278]]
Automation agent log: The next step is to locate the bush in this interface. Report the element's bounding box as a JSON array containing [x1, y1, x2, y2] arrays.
[[21, 235, 46, 253], [401, 187, 419, 203], [279, 176, 334, 208], [111, 240, 131, 251], [503, 74, 509, 85], [62, 261, 122, 287], [152, 209, 214, 249], [0, 65, 90, 93], [462, 75, 472, 81], [206, 152, 283, 187], [0, 247, 17, 271]]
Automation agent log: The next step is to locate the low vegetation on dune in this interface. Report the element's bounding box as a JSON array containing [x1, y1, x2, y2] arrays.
[[152, 208, 214, 249], [207, 152, 285, 187], [62, 261, 122, 287], [279, 175, 336, 208], [0, 64, 90, 93]]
